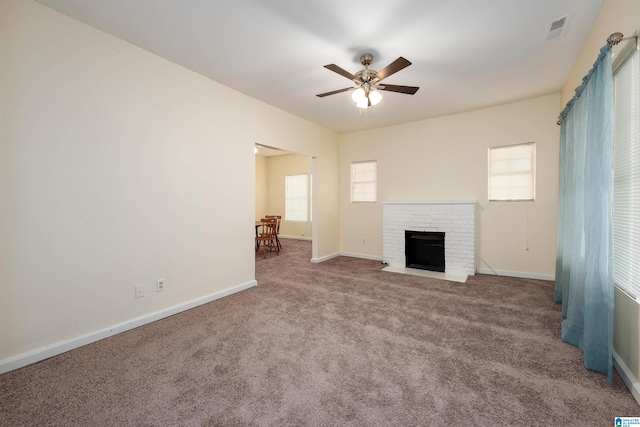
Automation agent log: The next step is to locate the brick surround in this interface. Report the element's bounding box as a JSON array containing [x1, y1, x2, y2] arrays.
[[382, 201, 476, 276]]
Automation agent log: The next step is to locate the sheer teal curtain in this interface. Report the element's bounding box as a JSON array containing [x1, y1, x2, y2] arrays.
[[555, 45, 615, 383]]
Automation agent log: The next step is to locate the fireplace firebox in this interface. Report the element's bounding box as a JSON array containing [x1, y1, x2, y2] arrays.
[[405, 231, 445, 272]]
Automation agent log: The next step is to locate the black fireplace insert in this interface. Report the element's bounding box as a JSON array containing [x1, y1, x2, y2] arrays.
[[405, 230, 445, 272]]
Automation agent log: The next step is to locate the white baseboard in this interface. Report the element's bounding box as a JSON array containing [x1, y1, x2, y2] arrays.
[[311, 252, 340, 263], [476, 268, 554, 281], [614, 349, 640, 406], [0, 280, 257, 375], [279, 235, 312, 241], [339, 252, 384, 262]]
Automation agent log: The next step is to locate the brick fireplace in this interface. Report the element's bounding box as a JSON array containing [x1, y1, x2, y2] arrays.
[[382, 201, 476, 276]]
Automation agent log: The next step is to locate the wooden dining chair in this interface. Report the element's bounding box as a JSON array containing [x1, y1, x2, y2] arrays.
[[255, 218, 279, 259], [265, 215, 282, 251]]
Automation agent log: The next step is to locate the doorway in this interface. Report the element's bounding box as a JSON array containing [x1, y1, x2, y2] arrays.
[[254, 144, 315, 256]]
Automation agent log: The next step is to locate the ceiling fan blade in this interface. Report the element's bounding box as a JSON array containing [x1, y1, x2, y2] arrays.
[[376, 57, 412, 81], [379, 84, 420, 95], [324, 64, 357, 81], [316, 87, 353, 97]]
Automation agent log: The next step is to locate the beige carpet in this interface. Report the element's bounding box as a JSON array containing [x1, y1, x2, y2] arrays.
[[0, 239, 637, 426]]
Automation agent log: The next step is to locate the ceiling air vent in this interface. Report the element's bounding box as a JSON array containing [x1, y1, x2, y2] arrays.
[[544, 14, 570, 41]]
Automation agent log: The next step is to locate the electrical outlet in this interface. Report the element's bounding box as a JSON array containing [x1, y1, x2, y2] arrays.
[[157, 279, 165, 292], [362, 238, 366, 244], [135, 284, 144, 298]]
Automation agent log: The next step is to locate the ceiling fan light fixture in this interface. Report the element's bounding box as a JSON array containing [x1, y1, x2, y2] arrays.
[[356, 98, 369, 109], [317, 53, 418, 109], [351, 87, 366, 102], [369, 90, 382, 106]]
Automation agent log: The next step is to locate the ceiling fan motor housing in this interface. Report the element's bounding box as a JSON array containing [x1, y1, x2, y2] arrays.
[[355, 69, 378, 83], [360, 53, 374, 66]]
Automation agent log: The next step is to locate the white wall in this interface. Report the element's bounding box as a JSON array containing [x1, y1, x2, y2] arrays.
[[339, 94, 560, 278], [0, 0, 339, 365], [255, 154, 268, 221]]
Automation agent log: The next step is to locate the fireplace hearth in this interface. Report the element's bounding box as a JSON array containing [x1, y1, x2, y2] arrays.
[[405, 231, 445, 272]]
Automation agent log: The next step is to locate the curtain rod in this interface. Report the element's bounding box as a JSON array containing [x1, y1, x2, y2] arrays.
[[607, 32, 638, 47], [557, 33, 636, 126]]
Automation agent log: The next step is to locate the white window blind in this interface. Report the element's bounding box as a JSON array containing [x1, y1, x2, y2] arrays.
[[351, 161, 377, 202], [285, 174, 309, 222], [488, 142, 536, 201], [613, 48, 640, 299]]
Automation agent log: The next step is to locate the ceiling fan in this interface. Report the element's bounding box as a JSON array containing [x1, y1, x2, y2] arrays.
[[316, 53, 419, 108]]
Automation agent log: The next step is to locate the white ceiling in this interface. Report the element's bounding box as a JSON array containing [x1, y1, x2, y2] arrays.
[[36, 0, 603, 134]]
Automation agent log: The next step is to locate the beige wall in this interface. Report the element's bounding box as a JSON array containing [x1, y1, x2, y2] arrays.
[[339, 94, 560, 277], [560, 0, 640, 388], [264, 154, 313, 239], [255, 154, 268, 221], [562, 0, 640, 106], [615, 289, 640, 380], [0, 0, 339, 363]]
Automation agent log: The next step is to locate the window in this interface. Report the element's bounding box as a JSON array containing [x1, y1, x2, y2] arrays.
[[285, 174, 309, 221], [351, 161, 377, 202], [488, 142, 535, 201], [613, 48, 640, 299]]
